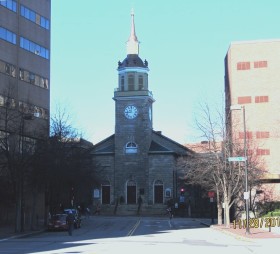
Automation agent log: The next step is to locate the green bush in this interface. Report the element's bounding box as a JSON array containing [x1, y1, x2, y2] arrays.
[[262, 209, 280, 217]]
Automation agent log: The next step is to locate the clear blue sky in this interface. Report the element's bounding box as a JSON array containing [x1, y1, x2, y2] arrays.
[[51, 0, 279, 145]]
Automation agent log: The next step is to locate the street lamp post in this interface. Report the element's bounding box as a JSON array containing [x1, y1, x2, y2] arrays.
[[230, 105, 250, 235]]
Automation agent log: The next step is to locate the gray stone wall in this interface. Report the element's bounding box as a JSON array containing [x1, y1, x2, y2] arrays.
[[148, 154, 175, 204], [92, 155, 115, 204]]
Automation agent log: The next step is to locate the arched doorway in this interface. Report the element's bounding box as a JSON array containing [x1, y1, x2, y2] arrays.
[[127, 180, 136, 204], [101, 181, 110, 204], [154, 180, 163, 204]]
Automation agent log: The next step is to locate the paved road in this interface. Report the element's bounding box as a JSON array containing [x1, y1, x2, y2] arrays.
[[0, 216, 278, 254]]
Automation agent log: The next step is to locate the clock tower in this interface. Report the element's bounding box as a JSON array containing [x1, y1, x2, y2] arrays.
[[92, 10, 192, 214], [113, 10, 155, 204]]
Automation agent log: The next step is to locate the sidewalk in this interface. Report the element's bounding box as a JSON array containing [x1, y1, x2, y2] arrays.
[[197, 218, 280, 241], [0, 224, 45, 241]]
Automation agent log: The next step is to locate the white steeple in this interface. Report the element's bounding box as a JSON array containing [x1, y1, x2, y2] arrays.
[[126, 9, 139, 55]]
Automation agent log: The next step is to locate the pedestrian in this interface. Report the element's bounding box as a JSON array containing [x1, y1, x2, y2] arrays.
[[166, 199, 174, 219], [137, 196, 143, 215], [93, 203, 101, 215], [66, 210, 75, 236], [86, 207, 90, 218]]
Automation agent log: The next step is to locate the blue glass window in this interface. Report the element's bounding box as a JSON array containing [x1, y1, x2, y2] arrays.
[[45, 20, 50, 30], [20, 5, 24, 16], [24, 7, 30, 19], [0, 26, 16, 44], [0, 27, 5, 40], [0, 0, 16, 12], [20, 37, 49, 60], [40, 17, 46, 28], [29, 10, 36, 22], [20, 4, 50, 30]]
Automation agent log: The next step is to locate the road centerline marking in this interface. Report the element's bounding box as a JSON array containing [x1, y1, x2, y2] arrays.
[[127, 219, 141, 236]]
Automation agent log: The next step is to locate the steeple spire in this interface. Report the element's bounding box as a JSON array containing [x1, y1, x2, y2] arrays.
[[127, 9, 139, 55]]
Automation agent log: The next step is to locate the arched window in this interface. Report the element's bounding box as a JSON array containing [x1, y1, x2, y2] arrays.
[[125, 142, 137, 154]]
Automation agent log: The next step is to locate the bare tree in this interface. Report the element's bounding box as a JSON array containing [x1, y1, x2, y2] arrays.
[[0, 87, 43, 232], [41, 105, 94, 219], [178, 101, 265, 227]]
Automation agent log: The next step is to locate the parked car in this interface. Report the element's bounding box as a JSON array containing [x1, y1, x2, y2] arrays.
[[47, 214, 68, 231], [64, 209, 81, 228]]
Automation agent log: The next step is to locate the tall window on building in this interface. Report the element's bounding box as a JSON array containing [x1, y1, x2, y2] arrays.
[[128, 74, 134, 91], [121, 76, 124, 91], [138, 75, 143, 90]]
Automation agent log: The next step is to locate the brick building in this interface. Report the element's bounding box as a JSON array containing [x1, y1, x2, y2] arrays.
[[91, 11, 193, 215], [225, 40, 280, 201]]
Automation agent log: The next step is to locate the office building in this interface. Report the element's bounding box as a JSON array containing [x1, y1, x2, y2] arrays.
[[225, 40, 280, 201], [0, 0, 50, 225]]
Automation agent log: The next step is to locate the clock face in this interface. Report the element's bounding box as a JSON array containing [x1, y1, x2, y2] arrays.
[[124, 105, 138, 119]]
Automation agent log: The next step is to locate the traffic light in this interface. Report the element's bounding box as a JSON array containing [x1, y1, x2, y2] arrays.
[[180, 188, 185, 194]]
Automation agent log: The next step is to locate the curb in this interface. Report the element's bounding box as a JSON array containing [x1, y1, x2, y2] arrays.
[[210, 225, 254, 242], [0, 228, 46, 241], [195, 219, 253, 242]]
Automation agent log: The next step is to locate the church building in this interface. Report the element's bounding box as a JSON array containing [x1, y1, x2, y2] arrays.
[[91, 11, 193, 215]]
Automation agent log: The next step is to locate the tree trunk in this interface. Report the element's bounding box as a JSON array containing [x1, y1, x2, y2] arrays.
[[215, 186, 223, 225], [217, 202, 223, 225], [15, 187, 21, 233], [224, 198, 231, 228]]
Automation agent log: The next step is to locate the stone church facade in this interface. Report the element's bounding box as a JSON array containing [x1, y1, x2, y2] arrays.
[[91, 11, 193, 215]]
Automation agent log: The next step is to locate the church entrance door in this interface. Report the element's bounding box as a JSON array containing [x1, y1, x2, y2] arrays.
[[127, 180, 136, 204], [102, 185, 110, 204], [154, 180, 163, 204]]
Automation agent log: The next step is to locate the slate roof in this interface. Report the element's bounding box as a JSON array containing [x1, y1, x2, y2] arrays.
[[118, 54, 148, 69], [149, 140, 170, 152], [91, 131, 194, 156]]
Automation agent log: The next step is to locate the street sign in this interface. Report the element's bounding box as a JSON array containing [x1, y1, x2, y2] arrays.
[[244, 191, 249, 200], [208, 191, 215, 198], [228, 156, 247, 162]]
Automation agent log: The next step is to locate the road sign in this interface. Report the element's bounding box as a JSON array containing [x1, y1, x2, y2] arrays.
[[244, 192, 249, 200], [208, 191, 215, 198], [228, 157, 247, 162]]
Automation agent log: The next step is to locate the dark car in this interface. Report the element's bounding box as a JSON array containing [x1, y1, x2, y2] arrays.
[[47, 214, 68, 231], [63, 209, 81, 228]]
